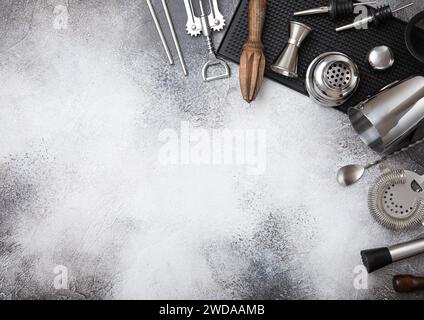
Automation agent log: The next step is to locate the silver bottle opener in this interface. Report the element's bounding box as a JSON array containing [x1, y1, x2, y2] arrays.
[[198, 0, 230, 82], [184, 0, 226, 36]]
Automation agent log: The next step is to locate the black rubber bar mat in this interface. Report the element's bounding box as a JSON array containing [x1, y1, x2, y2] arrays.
[[217, 0, 424, 113]]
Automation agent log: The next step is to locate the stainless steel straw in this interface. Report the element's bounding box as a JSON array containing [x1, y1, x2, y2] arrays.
[[161, 0, 188, 75], [146, 0, 174, 65]]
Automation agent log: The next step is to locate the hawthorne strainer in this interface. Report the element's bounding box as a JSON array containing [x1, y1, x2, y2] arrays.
[[368, 167, 424, 231], [305, 52, 359, 107]]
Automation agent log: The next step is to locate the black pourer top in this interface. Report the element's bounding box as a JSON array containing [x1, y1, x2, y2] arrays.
[[370, 5, 393, 26], [361, 247, 393, 273], [329, 0, 354, 19]]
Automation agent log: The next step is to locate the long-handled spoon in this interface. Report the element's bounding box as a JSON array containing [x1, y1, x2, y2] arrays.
[[337, 137, 424, 186]]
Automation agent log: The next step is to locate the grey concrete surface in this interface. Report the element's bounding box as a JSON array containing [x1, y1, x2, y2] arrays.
[[0, 0, 424, 300]]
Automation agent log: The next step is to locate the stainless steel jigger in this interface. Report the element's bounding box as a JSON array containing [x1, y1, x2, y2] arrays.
[[199, 0, 230, 82], [305, 52, 360, 107], [271, 21, 312, 78]]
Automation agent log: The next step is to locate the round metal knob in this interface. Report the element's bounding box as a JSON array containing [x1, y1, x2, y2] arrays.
[[367, 46, 395, 70]]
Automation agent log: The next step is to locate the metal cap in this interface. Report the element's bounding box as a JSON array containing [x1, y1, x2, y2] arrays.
[[368, 46, 395, 70], [305, 52, 360, 107]]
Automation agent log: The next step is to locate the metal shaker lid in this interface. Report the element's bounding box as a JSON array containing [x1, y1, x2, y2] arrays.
[[368, 46, 395, 70], [305, 52, 360, 107]]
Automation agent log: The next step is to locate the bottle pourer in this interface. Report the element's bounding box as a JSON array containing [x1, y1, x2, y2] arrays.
[[336, 2, 414, 32], [294, 0, 376, 19]]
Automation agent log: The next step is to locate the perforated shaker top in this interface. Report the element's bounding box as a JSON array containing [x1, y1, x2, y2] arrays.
[[325, 61, 352, 90]]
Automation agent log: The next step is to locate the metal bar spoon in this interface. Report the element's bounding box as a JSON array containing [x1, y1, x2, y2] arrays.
[[337, 137, 424, 186]]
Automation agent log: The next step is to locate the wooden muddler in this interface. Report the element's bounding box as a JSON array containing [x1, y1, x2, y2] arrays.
[[393, 275, 424, 293], [239, 0, 267, 103]]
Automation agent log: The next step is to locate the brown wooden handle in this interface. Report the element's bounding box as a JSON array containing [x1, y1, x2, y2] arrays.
[[247, 0, 267, 44], [239, 0, 267, 103], [393, 275, 424, 293]]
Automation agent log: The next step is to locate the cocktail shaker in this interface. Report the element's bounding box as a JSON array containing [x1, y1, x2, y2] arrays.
[[349, 76, 424, 153]]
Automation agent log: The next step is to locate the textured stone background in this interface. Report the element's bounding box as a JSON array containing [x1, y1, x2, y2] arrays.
[[0, 0, 424, 300]]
